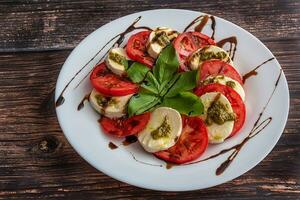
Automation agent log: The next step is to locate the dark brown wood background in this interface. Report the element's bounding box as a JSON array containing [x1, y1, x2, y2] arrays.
[[0, 0, 299, 199]]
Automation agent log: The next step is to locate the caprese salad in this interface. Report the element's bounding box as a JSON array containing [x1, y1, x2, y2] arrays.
[[88, 27, 246, 164]]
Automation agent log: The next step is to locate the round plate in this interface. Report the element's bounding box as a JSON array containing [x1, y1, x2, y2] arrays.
[[55, 9, 289, 191]]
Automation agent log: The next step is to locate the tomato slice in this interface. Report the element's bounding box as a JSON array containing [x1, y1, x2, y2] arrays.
[[126, 31, 154, 67], [90, 62, 138, 96], [154, 116, 208, 164], [174, 32, 216, 71], [194, 83, 246, 137], [99, 113, 150, 137], [199, 60, 243, 85]]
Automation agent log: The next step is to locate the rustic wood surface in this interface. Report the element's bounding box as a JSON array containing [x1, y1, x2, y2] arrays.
[[0, 0, 299, 199]]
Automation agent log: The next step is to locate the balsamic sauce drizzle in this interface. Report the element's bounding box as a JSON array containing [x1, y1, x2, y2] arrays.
[[184, 15, 216, 39], [242, 57, 275, 83], [77, 93, 90, 111], [129, 152, 163, 167], [55, 16, 151, 108], [109, 142, 118, 150], [216, 36, 238, 61], [122, 135, 138, 146]]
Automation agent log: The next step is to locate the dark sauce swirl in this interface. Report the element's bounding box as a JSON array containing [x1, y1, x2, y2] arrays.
[[184, 15, 216, 40], [216, 36, 238, 61], [243, 57, 275, 83]]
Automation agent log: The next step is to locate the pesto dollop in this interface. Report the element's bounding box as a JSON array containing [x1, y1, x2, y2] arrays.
[[153, 31, 170, 47], [226, 80, 236, 88], [201, 51, 227, 61], [206, 100, 235, 125], [95, 94, 110, 108], [151, 116, 171, 140], [108, 52, 126, 65]]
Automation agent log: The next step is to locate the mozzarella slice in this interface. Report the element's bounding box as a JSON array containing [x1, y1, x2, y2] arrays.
[[138, 107, 182, 153], [89, 89, 106, 114], [104, 94, 133, 119], [200, 92, 235, 143], [106, 48, 129, 76], [146, 27, 179, 59], [188, 45, 233, 70], [202, 75, 245, 101], [89, 89, 132, 118]]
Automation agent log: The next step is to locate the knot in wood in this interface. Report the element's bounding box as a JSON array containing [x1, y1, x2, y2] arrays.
[[38, 136, 59, 153]]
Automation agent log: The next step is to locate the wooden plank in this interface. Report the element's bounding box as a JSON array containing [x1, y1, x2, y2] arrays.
[[0, 36, 299, 199], [0, 0, 299, 52]]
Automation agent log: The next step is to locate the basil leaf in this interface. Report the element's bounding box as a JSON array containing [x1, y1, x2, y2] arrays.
[[128, 93, 160, 116], [126, 62, 150, 83], [141, 72, 160, 94], [153, 44, 179, 84], [159, 73, 180, 97], [122, 59, 129, 70], [164, 70, 198, 98], [161, 92, 204, 116]]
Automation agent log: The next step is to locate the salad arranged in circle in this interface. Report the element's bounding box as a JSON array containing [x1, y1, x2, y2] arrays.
[[89, 28, 246, 164]]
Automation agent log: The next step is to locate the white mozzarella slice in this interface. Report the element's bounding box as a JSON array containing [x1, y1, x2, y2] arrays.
[[104, 94, 133, 119], [89, 89, 132, 118], [146, 27, 178, 59], [202, 75, 245, 101], [188, 45, 233, 70], [200, 92, 235, 143], [138, 107, 182, 153], [89, 89, 105, 114], [106, 48, 129, 76]]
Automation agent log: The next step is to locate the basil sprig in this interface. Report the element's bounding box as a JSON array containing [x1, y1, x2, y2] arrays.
[[126, 44, 204, 117]]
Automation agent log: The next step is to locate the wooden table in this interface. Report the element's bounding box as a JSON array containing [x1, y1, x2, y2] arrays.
[[0, 1, 299, 199]]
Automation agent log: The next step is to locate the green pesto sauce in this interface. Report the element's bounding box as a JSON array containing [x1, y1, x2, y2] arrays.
[[199, 51, 227, 61], [95, 94, 109, 107], [109, 52, 126, 65], [202, 76, 224, 85], [206, 101, 235, 125], [226, 81, 236, 88], [153, 31, 170, 47], [151, 116, 171, 140], [107, 98, 119, 106], [202, 77, 215, 85]]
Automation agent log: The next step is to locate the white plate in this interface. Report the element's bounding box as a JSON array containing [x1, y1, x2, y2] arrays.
[[55, 9, 289, 191]]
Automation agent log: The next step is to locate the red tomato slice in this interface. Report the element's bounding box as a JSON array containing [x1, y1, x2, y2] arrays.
[[174, 32, 216, 71], [194, 83, 246, 137], [199, 60, 243, 85], [154, 116, 208, 164], [99, 113, 151, 137], [90, 62, 138, 96], [126, 31, 154, 67]]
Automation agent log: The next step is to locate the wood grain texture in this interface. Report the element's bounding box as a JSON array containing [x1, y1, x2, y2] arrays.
[[0, 0, 299, 199], [0, 0, 299, 52]]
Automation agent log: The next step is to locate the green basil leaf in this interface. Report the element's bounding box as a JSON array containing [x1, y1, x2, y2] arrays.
[[126, 62, 150, 83], [123, 59, 129, 70], [161, 91, 204, 116], [153, 44, 179, 84], [158, 73, 180, 97], [128, 93, 160, 117], [141, 72, 160, 94], [164, 70, 198, 98]]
